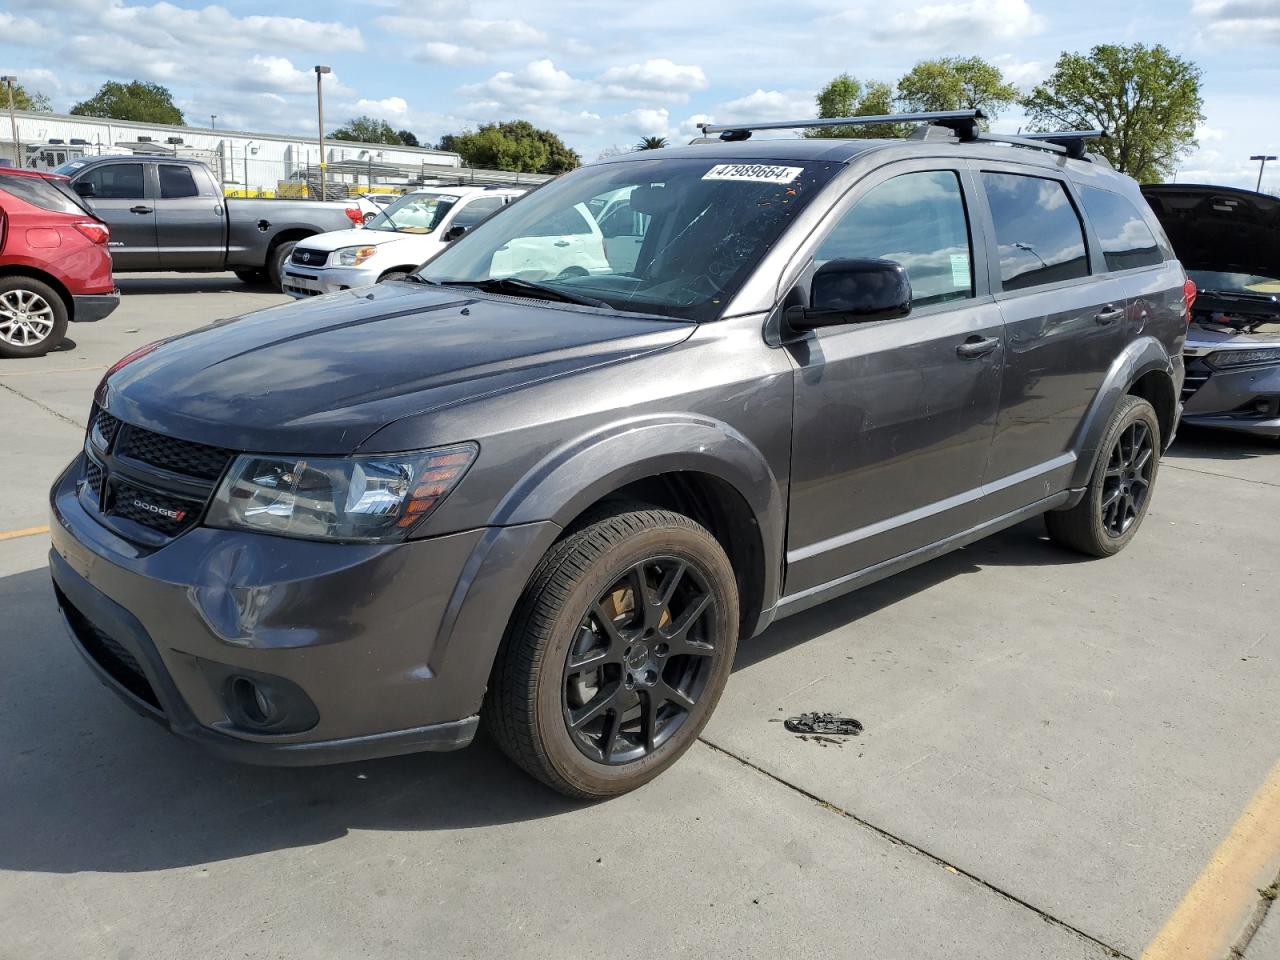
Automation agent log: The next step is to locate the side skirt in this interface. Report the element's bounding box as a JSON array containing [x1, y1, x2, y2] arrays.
[[768, 491, 1070, 623]]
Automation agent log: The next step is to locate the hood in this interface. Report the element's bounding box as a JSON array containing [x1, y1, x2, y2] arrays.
[[101, 283, 693, 453], [1142, 184, 1280, 279], [292, 227, 425, 253]]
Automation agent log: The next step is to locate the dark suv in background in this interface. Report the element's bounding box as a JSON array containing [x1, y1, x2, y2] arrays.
[[49, 111, 1189, 798]]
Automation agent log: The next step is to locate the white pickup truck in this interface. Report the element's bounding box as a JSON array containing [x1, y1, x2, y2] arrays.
[[281, 185, 612, 298]]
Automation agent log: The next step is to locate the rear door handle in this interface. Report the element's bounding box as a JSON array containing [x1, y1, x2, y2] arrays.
[[553, 240, 571, 247], [1095, 305, 1125, 325], [956, 336, 1000, 359], [129, 205, 153, 214]]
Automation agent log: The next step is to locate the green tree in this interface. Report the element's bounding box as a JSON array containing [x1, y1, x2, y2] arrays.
[[439, 120, 580, 174], [331, 116, 402, 144], [1021, 43, 1203, 182], [635, 136, 668, 150], [396, 129, 420, 147], [6, 82, 52, 112], [896, 56, 1019, 123], [70, 81, 184, 125], [806, 74, 900, 138]]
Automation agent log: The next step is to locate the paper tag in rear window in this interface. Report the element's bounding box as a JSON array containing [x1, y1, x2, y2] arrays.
[[702, 164, 804, 184]]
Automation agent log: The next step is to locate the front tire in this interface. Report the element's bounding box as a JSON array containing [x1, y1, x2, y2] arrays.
[[486, 505, 739, 799], [267, 240, 298, 290], [377, 270, 410, 284], [1046, 395, 1161, 557], [0, 276, 68, 359]]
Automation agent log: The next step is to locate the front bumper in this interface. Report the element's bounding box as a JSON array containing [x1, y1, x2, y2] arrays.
[[1181, 352, 1280, 438], [71, 290, 121, 323], [49, 458, 560, 765], [281, 263, 379, 299]]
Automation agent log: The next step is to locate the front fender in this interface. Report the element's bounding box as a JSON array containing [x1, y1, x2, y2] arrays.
[[1067, 335, 1177, 491]]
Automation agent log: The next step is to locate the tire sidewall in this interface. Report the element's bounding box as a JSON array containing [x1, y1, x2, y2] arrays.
[[0, 276, 69, 359], [531, 524, 738, 797], [268, 240, 297, 290], [1085, 397, 1161, 555]]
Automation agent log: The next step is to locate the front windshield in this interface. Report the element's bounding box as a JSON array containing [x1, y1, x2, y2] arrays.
[[1190, 270, 1280, 296], [365, 191, 459, 234], [53, 158, 92, 177], [417, 157, 840, 322]]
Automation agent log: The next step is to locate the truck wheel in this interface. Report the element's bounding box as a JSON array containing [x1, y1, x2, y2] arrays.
[[0, 276, 68, 359], [1046, 395, 1161, 557], [234, 268, 268, 285], [487, 504, 739, 799], [267, 241, 298, 290]]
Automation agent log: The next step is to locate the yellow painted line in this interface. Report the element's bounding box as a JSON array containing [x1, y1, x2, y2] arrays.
[[0, 524, 50, 542], [1141, 758, 1280, 960]]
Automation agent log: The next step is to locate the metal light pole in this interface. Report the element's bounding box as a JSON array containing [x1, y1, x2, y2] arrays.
[[314, 65, 330, 200], [1, 77, 19, 168], [1250, 155, 1277, 193], [210, 114, 216, 130]]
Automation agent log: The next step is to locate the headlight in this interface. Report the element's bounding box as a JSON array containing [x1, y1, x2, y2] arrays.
[[1207, 347, 1280, 369], [205, 444, 477, 542], [335, 245, 378, 266]]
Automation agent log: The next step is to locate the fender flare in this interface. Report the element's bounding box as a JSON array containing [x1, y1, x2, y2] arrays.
[[1067, 335, 1177, 491]]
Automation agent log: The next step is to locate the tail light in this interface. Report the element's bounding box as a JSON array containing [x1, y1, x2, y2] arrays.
[[74, 221, 110, 244], [344, 206, 362, 226], [1182, 276, 1197, 325]]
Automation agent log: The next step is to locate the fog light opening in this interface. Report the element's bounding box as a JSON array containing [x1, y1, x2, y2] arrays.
[[228, 675, 278, 728]]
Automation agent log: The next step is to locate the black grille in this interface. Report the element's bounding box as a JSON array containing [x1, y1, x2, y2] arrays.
[[118, 428, 232, 482], [291, 246, 328, 267], [91, 407, 122, 448], [110, 480, 202, 535], [84, 457, 104, 500], [58, 588, 161, 711]]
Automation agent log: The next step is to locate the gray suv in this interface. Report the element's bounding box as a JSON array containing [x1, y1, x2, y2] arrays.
[[49, 111, 1189, 798]]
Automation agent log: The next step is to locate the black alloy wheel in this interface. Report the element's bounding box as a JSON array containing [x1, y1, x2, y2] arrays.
[[1100, 420, 1154, 538], [562, 557, 715, 764]]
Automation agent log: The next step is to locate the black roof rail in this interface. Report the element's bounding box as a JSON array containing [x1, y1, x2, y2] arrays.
[[1015, 129, 1108, 160], [699, 109, 985, 143]]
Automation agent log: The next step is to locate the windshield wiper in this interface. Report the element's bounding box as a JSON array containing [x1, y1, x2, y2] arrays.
[[438, 277, 610, 308], [1197, 288, 1278, 302]]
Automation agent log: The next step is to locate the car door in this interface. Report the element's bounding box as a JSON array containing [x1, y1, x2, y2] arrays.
[[156, 163, 227, 270], [972, 165, 1129, 517], [76, 161, 160, 270], [597, 194, 646, 273], [784, 164, 1006, 595]]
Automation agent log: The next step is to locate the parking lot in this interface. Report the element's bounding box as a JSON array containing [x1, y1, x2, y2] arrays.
[[1, 274, 1278, 959]]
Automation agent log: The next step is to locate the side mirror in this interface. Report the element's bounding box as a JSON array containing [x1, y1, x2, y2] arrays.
[[443, 224, 467, 242], [788, 258, 912, 330], [73, 181, 96, 198]]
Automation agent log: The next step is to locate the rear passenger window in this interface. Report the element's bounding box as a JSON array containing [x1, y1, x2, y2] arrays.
[[1078, 185, 1163, 271], [528, 206, 594, 237], [450, 196, 506, 229], [981, 172, 1089, 291], [159, 165, 200, 199], [815, 170, 974, 307]]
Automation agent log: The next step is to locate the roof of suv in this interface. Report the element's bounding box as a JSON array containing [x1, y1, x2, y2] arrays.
[[0, 166, 69, 181]]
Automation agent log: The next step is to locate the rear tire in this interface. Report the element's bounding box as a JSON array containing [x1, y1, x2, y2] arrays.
[[267, 240, 298, 290], [0, 276, 68, 359], [1046, 395, 1161, 557], [486, 504, 739, 799]]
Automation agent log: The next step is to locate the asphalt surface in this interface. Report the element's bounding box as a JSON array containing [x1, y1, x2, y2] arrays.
[[1, 274, 1277, 960]]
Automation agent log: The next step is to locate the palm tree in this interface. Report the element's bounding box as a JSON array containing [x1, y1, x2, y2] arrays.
[[635, 136, 669, 150]]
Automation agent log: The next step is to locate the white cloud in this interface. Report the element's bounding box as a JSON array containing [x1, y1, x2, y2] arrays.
[[1193, 0, 1280, 43], [615, 107, 672, 138], [355, 96, 410, 118], [991, 55, 1047, 88], [718, 89, 814, 122], [836, 0, 1045, 45], [238, 56, 352, 97], [456, 18, 549, 48], [598, 59, 708, 101], [0, 12, 48, 44], [418, 42, 489, 66], [460, 59, 586, 110]]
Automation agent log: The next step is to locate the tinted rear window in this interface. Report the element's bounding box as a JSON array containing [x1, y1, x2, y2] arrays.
[[0, 174, 89, 215], [982, 172, 1089, 291], [1079, 186, 1163, 271], [159, 165, 200, 199]]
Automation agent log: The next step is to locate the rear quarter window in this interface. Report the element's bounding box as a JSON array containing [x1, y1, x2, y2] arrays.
[[0, 175, 89, 215], [1078, 185, 1164, 271]]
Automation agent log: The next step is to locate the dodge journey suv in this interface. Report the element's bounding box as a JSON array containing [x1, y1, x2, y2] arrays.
[[50, 111, 1189, 798]]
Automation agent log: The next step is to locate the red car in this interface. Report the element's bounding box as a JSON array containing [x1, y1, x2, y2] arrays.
[[0, 167, 119, 358]]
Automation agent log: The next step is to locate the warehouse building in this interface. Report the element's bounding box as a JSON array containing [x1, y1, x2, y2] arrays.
[[0, 110, 547, 195]]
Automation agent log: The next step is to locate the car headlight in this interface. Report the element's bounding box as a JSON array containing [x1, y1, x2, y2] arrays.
[[1207, 347, 1280, 369], [205, 444, 478, 542], [335, 245, 378, 266]]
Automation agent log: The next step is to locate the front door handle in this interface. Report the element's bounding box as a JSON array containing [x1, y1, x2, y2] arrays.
[[1095, 304, 1125, 325], [956, 335, 1000, 359], [129, 205, 153, 214], [553, 240, 571, 247]]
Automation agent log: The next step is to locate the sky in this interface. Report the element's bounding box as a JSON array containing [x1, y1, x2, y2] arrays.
[[2, 0, 1280, 190]]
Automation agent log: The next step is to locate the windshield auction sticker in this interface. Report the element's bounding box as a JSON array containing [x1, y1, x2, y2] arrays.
[[702, 164, 804, 184]]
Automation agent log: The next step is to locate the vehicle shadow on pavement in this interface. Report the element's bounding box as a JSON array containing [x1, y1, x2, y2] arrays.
[[1167, 425, 1278, 462], [116, 276, 275, 296]]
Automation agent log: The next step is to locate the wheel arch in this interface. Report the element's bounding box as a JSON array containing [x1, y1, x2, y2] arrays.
[[0, 265, 74, 319], [1066, 336, 1178, 491]]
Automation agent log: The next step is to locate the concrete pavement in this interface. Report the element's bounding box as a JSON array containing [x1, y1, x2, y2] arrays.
[[1, 274, 1276, 959]]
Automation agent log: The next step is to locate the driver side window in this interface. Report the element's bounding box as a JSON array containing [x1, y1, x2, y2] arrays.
[[815, 170, 974, 308]]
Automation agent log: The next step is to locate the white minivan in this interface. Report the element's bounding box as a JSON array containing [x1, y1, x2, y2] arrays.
[[281, 185, 610, 298]]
